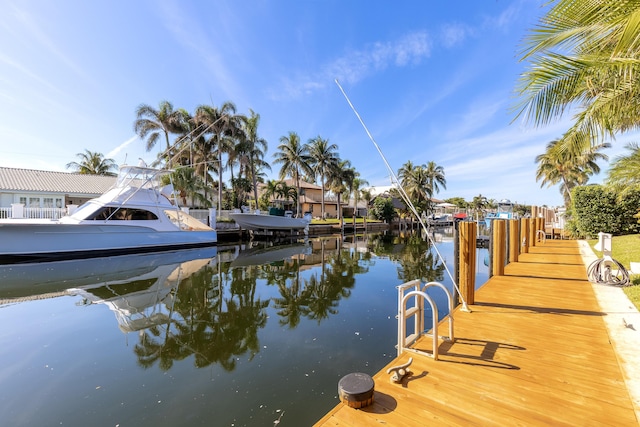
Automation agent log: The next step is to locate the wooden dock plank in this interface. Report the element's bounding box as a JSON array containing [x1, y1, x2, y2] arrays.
[[315, 240, 638, 426]]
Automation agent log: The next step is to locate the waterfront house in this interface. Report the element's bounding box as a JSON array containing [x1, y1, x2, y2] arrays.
[[261, 179, 342, 219], [0, 166, 115, 218]]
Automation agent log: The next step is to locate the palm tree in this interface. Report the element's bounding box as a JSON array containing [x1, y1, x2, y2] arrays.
[[516, 1, 640, 154], [134, 100, 182, 165], [273, 132, 313, 216], [66, 150, 117, 176], [239, 109, 270, 209], [260, 179, 281, 208], [195, 102, 242, 211], [168, 167, 210, 207], [397, 161, 431, 214], [470, 194, 488, 218], [326, 159, 354, 220], [351, 177, 369, 217], [535, 138, 610, 206], [606, 142, 640, 193], [424, 161, 446, 196], [307, 135, 339, 219], [170, 108, 202, 167]]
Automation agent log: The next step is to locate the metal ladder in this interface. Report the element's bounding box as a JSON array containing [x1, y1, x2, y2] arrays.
[[396, 279, 455, 360]]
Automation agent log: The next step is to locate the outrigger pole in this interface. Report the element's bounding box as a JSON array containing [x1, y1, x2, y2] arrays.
[[334, 79, 471, 313]]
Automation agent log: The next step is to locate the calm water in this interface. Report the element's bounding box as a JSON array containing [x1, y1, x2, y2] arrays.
[[0, 230, 488, 426]]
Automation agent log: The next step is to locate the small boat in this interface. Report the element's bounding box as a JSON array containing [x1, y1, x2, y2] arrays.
[[0, 164, 217, 263], [229, 210, 311, 232], [484, 199, 516, 228]]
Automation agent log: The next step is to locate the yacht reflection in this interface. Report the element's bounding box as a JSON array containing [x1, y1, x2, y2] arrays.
[[0, 248, 218, 300], [68, 254, 214, 333]]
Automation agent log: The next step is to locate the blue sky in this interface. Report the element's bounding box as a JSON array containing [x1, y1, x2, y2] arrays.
[[0, 0, 631, 207]]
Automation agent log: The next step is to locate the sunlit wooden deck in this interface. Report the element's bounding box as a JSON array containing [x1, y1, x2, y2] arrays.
[[315, 240, 638, 426]]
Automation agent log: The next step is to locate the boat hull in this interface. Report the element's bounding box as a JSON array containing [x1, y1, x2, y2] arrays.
[[229, 213, 310, 231], [0, 223, 217, 263]]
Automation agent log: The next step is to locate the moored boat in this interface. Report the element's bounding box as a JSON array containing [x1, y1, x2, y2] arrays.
[[483, 199, 516, 228], [229, 210, 311, 232], [0, 164, 217, 263]]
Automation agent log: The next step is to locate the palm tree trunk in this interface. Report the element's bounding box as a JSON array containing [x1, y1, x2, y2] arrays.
[[321, 176, 325, 219], [217, 144, 223, 211]]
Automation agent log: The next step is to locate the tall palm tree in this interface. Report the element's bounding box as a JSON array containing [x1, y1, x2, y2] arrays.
[[424, 161, 446, 196], [273, 132, 313, 216], [195, 102, 242, 211], [134, 100, 182, 165], [398, 161, 431, 213], [66, 150, 117, 176], [516, 0, 640, 154], [307, 135, 339, 219], [239, 109, 270, 208], [535, 138, 610, 205]]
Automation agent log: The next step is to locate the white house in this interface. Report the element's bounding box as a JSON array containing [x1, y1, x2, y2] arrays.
[[0, 167, 116, 218]]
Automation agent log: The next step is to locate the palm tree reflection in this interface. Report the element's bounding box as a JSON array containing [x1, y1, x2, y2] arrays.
[[132, 232, 445, 371]]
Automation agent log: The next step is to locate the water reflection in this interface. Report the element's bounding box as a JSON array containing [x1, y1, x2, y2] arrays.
[[0, 230, 487, 426]]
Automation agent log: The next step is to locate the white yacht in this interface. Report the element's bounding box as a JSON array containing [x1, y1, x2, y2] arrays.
[[0, 165, 217, 262]]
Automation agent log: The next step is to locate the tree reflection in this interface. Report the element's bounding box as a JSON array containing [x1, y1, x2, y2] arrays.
[[131, 231, 445, 372], [134, 260, 268, 371], [368, 232, 446, 283]]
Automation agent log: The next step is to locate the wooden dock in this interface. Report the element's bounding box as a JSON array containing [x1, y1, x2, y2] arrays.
[[315, 240, 639, 426]]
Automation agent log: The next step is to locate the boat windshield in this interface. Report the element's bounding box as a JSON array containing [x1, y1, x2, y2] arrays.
[[115, 166, 170, 191], [69, 201, 102, 220]]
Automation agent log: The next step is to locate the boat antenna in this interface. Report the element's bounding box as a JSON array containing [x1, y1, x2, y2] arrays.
[[334, 79, 471, 312]]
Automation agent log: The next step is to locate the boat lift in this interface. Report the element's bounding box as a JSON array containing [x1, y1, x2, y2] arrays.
[[396, 279, 455, 360]]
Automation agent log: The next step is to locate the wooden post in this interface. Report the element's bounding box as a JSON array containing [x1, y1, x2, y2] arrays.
[[536, 217, 545, 242], [508, 219, 519, 263], [458, 221, 476, 305], [520, 218, 529, 254], [491, 220, 506, 276], [528, 218, 536, 247]]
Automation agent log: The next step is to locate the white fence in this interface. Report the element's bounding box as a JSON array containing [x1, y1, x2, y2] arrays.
[[0, 206, 67, 219]]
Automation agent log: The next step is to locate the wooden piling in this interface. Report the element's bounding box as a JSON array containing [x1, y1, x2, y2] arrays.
[[528, 218, 536, 248], [536, 217, 545, 242], [520, 218, 529, 253], [457, 221, 476, 305], [491, 220, 506, 276], [508, 219, 519, 263]]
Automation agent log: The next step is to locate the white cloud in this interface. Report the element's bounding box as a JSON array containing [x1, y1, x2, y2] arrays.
[[440, 23, 472, 48], [277, 31, 432, 99]]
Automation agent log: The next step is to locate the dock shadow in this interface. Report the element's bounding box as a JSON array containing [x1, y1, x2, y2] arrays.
[[359, 391, 397, 414], [393, 370, 428, 388], [474, 301, 605, 317], [414, 337, 523, 370]]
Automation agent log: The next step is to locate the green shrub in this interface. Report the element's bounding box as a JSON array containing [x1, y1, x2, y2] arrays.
[[369, 197, 396, 223], [571, 185, 640, 238]]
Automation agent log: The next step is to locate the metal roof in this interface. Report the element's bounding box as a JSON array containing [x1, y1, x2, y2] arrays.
[[0, 167, 116, 196]]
